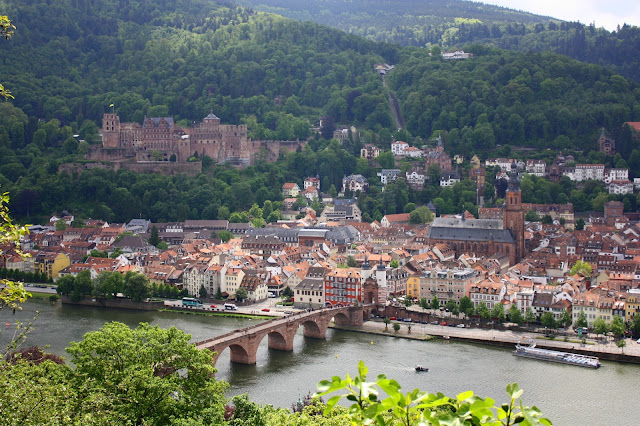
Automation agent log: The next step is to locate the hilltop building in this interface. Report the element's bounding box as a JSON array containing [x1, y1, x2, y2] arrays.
[[90, 112, 303, 169]]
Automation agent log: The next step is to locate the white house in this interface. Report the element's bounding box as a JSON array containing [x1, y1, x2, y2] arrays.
[[604, 168, 629, 184], [607, 180, 634, 195], [525, 160, 546, 177], [440, 171, 461, 187], [377, 169, 402, 185], [391, 141, 409, 156]]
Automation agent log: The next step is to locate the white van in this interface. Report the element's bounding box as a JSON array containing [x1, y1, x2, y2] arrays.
[[224, 303, 238, 311]]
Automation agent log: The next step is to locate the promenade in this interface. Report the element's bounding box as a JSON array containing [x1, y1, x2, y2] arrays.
[[331, 319, 640, 364]]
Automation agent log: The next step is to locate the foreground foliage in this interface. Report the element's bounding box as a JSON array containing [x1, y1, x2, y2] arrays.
[[0, 322, 228, 425], [315, 361, 551, 425], [0, 190, 30, 311]]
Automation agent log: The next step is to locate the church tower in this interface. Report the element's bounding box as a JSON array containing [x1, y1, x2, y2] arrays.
[[504, 160, 524, 264], [102, 113, 121, 148]]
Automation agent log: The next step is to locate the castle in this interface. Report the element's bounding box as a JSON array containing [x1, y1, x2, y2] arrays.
[[89, 112, 303, 169]]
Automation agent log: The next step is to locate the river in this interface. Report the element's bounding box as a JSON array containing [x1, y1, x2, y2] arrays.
[[2, 300, 638, 425]]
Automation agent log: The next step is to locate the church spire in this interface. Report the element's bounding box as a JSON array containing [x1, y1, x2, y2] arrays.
[[507, 160, 520, 192]]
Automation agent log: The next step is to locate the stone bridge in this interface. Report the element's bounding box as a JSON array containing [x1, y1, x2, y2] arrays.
[[195, 305, 375, 365]]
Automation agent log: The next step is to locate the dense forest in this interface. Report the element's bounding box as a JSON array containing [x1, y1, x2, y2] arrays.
[[1, 0, 640, 224], [238, 0, 640, 83]]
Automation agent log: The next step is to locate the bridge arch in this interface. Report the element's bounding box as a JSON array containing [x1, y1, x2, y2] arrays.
[[301, 318, 328, 339]]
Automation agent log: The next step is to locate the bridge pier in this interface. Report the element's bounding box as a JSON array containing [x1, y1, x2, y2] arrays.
[[268, 324, 298, 351]]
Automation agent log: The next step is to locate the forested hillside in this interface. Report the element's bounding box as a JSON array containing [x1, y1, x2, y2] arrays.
[[391, 46, 640, 154], [238, 0, 640, 82], [1, 0, 640, 224], [0, 0, 393, 134]]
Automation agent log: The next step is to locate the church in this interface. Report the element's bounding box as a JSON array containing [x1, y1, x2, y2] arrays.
[[426, 161, 525, 266]]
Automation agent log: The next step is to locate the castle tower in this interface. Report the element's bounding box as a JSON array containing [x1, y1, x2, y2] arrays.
[[504, 160, 524, 264], [102, 113, 121, 148], [375, 262, 388, 301]]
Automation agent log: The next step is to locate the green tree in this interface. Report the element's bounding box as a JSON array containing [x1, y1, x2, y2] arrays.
[[431, 296, 440, 310], [390, 259, 399, 268], [593, 317, 608, 338], [574, 310, 588, 329], [419, 297, 429, 311], [459, 296, 473, 319], [123, 272, 150, 302], [392, 322, 401, 333], [71, 270, 93, 301], [631, 314, 640, 338], [65, 322, 228, 424], [346, 255, 358, 267], [217, 230, 232, 243], [491, 303, 505, 323], [199, 284, 207, 299], [559, 310, 572, 328], [377, 151, 395, 169], [525, 308, 536, 326], [477, 302, 491, 322], [569, 260, 592, 278], [575, 218, 585, 230], [282, 286, 294, 300], [93, 272, 124, 300], [0, 16, 15, 101], [383, 317, 391, 330], [148, 225, 160, 247], [409, 206, 434, 224], [55, 220, 67, 231], [235, 287, 248, 301], [445, 299, 457, 314], [55, 275, 75, 296], [610, 315, 625, 340], [525, 209, 540, 222], [540, 312, 556, 329], [508, 305, 523, 325]]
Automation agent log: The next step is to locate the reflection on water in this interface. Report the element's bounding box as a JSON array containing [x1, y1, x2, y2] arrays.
[[2, 300, 639, 426]]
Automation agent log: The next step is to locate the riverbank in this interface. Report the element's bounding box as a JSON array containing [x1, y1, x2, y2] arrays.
[[331, 320, 640, 365]]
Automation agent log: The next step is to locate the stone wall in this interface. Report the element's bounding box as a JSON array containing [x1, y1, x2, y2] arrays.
[[121, 161, 201, 177], [61, 295, 164, 311], [59, 161, 202, 177]]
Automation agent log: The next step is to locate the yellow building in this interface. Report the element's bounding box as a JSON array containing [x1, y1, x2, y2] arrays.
[[625, 290, 640, 322], [36, 252, 71, 280], [406, 275, 420, 299]]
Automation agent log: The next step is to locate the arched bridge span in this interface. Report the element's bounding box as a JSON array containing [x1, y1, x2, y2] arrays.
[[195, 305, 375, 365]]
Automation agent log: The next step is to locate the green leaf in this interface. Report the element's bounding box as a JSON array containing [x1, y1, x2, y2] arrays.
[[456, 390, 473, 401]]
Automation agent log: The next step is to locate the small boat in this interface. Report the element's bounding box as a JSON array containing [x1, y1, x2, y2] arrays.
[[443, 335, 450, 340], [415, 365, 429, 372]]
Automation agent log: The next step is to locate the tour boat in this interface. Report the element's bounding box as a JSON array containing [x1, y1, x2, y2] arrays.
[[415, 365, 429, 372], [512, 344, 601, 368]]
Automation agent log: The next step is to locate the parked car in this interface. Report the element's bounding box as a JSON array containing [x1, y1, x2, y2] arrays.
[[404, 318, 412, 323], [447, 323, 456, 327], [390, 316, 396, 321], [440, 322, 447, 326], [430, 321, 439, 325], [396, 317, 403, 322], [456, 324, 466, 328], [261, 308, 270, 312]]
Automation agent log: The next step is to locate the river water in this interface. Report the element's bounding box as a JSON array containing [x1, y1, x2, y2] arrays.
[[2, 300, 638, 425]]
